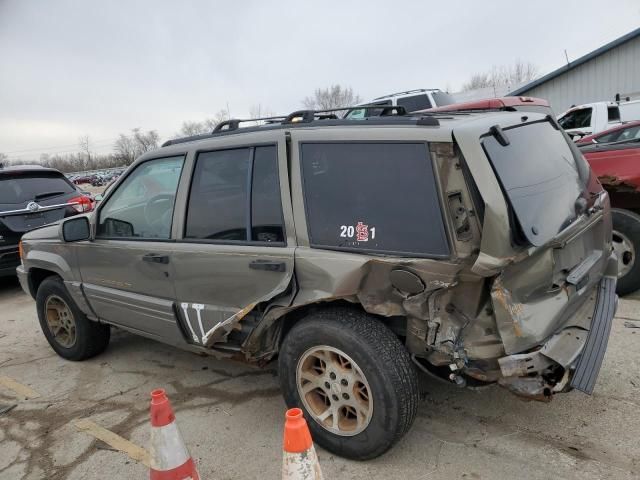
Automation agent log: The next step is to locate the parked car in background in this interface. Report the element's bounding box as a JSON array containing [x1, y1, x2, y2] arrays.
[[576, 120, 640, 145], [578, 138, 640, 294], [557, 99, 640, 139], [72, 174, 92, 185], [0, 165, 93, 277], [344, 88, 456, 119], [18, 107, 616, 459]]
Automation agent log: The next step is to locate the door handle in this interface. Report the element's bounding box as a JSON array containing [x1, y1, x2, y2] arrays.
[[249, 259, 286, 272], [142, 253, 170, 264]]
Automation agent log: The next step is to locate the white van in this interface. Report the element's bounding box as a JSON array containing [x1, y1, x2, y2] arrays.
[[558, 97, 640, 138], [344, 88, 456, 119]]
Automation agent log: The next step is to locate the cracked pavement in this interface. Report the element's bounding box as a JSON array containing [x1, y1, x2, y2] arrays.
[[0, 276, 639, 479]]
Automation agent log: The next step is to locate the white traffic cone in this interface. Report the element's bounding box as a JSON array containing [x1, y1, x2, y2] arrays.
[[149, 389, 200, 480], [282, 408, 323, 480]]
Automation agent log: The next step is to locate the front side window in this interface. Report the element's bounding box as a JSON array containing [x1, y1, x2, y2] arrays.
[[300, 142, 449, 257], [185, 146, 284, 243], [558, 108, 592, 130], [97, 156, 184, 239], [396, 94, 432, 112]]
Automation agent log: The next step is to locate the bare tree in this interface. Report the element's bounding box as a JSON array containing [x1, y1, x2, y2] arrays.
[[461, 60, 538, 92], [114, 134, 137, 163], [303, 85, 362, 110], [202, 109, 230, 131], [179, 121, 208, 137], [0, 152, 7, 168], [132, 128, 160, 154]]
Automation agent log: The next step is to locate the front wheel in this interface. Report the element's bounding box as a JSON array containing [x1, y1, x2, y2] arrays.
[[611, 208, 640, 295], [278, 308, 419, 460], [36, 276, 110, 360]]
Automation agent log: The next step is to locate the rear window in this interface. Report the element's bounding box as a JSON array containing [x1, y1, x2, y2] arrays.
[[300, 142, 449, 257], [396, 94, 432, 112], [482, 121, 585, 246], [0, 173, 75, 204], [607, 106, 621, 122]]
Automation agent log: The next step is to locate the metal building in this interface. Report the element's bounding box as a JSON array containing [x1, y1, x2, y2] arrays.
[[509, 27, 640, 113]]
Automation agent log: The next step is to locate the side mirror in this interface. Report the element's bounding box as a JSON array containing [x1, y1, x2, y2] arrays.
[[62, 217, 90, 242], [94, 193, 103, 202]]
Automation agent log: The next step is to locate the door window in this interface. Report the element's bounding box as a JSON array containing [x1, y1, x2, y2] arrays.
[[300, 142, 449, 257], [97, 156, 184, 239], [185, 145, 285, 243], [558, 108, 592, 130]]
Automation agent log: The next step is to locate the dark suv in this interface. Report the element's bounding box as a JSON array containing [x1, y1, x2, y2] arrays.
[[0, 165, 93, 276], [17, 109, 617, 460]]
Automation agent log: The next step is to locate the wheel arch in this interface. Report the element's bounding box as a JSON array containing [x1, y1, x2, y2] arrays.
[[243, 299, 408, 362]]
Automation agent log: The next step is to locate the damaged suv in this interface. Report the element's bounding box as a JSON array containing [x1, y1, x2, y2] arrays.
[[17, 108, 617, 460]]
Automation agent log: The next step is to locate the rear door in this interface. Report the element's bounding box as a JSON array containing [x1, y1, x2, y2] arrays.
[[77, 155, 185, 341], [170, 132, 295, 347]]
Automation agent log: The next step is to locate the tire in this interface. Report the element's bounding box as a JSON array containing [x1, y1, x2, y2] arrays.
[[36, 276, 110, 360], [612, 208, 640, 296], [278, 307, 419, 460]]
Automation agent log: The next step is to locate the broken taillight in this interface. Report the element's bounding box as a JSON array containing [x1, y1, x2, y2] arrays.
[[67, 195, 94, 213]]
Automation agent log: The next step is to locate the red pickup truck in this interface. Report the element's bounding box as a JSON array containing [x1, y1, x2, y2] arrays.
[[420, 97, 640, 294]]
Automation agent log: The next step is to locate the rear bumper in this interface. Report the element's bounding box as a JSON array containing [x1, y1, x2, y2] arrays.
[[0, 246, 20, 277], [570, 276, 617, 393], [497, 275, 617, 399]]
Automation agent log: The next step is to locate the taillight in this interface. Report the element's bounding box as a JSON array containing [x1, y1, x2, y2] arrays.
[[67, 195, 93, 213]]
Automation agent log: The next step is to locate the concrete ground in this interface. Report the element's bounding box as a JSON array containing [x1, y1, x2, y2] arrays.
[[0, 275, 638, 480]]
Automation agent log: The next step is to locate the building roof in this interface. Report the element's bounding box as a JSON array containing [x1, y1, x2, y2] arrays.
[[510, 27, 640, 96]]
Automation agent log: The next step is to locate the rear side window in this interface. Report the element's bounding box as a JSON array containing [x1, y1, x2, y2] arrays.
[[396, 94, 432, 112], [185, 146, 285, 243], [0, 173, 75, 204], [300, 142, 449, 257]]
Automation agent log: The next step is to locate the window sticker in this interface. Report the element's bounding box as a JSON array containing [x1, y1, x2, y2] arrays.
[[339, 221, 376, 242]]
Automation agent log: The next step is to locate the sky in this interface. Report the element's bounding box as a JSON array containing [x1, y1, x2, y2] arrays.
[[1, 0, 639, 161]]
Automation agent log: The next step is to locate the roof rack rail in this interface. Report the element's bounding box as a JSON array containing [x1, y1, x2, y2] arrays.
[[161, 104, 439, 147], [212, 115, 289, 133]]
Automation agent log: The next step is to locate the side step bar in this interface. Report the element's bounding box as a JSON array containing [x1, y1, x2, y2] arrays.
[[570, 276, 617, 394]]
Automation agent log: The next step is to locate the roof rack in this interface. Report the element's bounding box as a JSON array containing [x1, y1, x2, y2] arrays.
[[161, 104, 439, 147], [211, 105, 408, 133]]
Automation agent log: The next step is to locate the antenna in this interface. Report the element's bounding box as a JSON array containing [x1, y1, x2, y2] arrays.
[[564, 49, 570, 65]]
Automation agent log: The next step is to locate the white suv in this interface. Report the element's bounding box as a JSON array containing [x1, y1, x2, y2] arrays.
[[345, 88, 456, 119]]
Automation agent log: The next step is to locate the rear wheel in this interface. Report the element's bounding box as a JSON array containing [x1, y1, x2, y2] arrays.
[[278, 307, 419, 460], [36, 276, 110, 360], [612, 208, 640, 295]]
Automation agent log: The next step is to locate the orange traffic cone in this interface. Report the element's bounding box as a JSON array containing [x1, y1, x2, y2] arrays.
[[282, 408, 323, 480], [149, 389, 200, 480]]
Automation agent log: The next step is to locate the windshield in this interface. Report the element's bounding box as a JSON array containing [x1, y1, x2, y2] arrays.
[[0, 173, 75, 205], [482, 120, 586, 246]]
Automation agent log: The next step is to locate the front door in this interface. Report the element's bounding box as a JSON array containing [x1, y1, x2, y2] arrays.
[[77, 155, 185, 340], [170, 139, 295, 347]]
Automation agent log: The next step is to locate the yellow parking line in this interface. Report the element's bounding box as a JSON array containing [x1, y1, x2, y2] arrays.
[[73, 419, 151, 467], [0, 375, 40, 399]]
